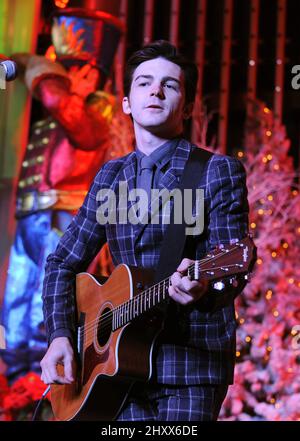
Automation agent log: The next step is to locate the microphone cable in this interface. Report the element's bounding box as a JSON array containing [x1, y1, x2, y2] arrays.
[[31, 386, 51, 421]]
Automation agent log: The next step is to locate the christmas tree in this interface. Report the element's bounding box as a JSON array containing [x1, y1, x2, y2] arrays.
[[219, 100, 300, 420]]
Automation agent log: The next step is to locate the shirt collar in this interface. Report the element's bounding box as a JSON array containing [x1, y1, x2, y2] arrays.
[[135, 137, 181, 171]]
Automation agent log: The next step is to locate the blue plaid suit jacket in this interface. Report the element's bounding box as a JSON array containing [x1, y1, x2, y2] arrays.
[[42, 138, 249, 385]]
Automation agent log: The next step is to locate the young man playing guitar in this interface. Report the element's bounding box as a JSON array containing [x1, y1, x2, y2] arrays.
[[40, 40, 250, 421]]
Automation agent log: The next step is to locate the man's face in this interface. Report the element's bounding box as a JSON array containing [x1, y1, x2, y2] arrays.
[[122, 57, 191, 137]]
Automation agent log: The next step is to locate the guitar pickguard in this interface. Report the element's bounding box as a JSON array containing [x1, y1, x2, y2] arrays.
[[81, 343, 110, 386]]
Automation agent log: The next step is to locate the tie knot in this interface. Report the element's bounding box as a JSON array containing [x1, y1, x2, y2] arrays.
[[140, 155, 156, 171]]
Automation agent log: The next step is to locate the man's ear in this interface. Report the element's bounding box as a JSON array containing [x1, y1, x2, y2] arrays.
[[122, 96, 131, 115], [183, 102, 194, 120]]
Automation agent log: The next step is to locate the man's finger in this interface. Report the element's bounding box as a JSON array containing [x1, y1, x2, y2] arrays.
[[181, 277, 200, 292], [63, 358, 74, 382], [170, 271, 182, 286], [177, 258, 194, 273], [172, 273, 193, 295], [169, 285, 185, 303]]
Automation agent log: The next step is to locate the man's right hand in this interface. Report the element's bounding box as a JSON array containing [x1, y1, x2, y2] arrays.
[[40, 336, 75, 385]]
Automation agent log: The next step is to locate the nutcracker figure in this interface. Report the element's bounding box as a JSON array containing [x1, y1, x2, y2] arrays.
[[0, 8, 124, 380]]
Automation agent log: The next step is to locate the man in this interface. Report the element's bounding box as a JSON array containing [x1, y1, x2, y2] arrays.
[[40, 40, 249, 421]]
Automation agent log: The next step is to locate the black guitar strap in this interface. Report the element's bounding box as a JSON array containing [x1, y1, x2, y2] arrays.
[[154, 146, 213, 285]]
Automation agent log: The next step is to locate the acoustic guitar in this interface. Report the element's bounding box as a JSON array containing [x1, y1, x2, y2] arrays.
[[50, 235, 256, 420]]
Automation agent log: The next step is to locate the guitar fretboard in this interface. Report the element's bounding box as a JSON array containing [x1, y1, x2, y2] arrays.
[[107, 240, 252, 331], [112, 261, 200, 330]]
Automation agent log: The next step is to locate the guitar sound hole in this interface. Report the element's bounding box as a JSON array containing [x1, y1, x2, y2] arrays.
[[97, 307, 112, 347]]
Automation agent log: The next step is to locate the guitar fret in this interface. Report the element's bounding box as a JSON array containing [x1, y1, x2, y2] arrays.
[[120, 305, 123, 327], [119, 304, 123, 327], [125, 302, 128, 324], [118, 304, 122, 327], [115, 307, 119, 329], [134, 296, 138, 318], [114, 307, 118, 329], [124, 303, 127, 325], [158, 283, 162, 303], [128, 301, 131, 322], [164, 279, 168, 300], [117, 305, 121, 327], [141, 296, 143, 314], [115, 308, 118, 329], [163, 279, 169, 301], [124, 302, 127, 325], [129, 298, 133, 321]]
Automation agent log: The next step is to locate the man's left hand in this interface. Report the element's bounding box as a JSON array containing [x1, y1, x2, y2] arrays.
[[169, 258, 208, 305]]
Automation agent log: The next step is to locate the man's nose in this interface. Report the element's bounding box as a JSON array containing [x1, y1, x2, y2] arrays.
[[150, 83, 164, 98]]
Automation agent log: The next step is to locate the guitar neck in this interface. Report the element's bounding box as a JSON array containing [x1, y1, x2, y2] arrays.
[[112, 261, 200, 330], [112, 237, 255, 331]]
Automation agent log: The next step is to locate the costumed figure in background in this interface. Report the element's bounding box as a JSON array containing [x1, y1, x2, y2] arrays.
[[0, 8, 128, 380]]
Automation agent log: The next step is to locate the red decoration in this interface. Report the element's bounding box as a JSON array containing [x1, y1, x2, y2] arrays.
[[0, 372, 51, 421]]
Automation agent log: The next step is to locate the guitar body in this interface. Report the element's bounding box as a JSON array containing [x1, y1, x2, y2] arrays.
[[50, 264, 164, 421]]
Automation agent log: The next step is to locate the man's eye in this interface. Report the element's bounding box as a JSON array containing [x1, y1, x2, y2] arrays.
[[164, 83, 176, 90], [139, 82, 149, 86]]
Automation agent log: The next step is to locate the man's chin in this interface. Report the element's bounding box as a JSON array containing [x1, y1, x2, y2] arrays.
[[146, 126, 180, 139], [134, 118, 182, 137]]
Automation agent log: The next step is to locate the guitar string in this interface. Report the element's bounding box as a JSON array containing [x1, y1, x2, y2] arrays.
[[78, 249, 230, 338], [80, 260, 245, 340], [78, 245, 243, 339], [78, 247, 243, 338]]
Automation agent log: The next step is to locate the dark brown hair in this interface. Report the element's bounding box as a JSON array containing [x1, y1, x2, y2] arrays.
[[123, 40, 198, 106]]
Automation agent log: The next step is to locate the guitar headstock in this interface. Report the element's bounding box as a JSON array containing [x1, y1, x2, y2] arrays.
[[194, 236, 257, 282]]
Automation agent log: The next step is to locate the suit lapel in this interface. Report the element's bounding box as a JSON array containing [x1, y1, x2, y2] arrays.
[[110, 152, 137, 225]]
